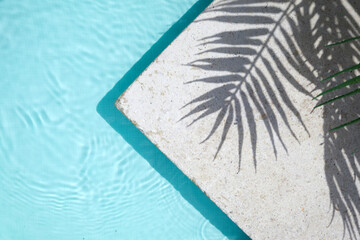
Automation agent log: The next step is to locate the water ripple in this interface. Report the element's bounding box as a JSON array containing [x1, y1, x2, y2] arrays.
[[0, 0, 244, 239]]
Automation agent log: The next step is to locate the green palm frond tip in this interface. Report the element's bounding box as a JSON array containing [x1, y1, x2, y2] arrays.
[[318, 35, 360, 131], [321, 63, 360, 82], [330, 117, 360, 131], [325, 36, 360, 47], [314, 75, 360, 99], [314, 88, 360, 109]]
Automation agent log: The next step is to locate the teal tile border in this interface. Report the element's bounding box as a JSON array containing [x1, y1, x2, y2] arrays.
[[97, 0, 250, 238]]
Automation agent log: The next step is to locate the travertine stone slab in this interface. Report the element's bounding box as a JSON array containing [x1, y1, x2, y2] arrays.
[[117, 1, 360, 239]]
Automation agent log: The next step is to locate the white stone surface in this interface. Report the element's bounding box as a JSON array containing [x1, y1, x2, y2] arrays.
[[117, 1, 360, 239]]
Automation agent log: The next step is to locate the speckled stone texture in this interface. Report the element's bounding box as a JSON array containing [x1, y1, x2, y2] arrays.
[[116, 1, 360, 239]]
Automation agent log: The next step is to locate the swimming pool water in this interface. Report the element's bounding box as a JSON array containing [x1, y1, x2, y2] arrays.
[[0, 0, 249, 239]]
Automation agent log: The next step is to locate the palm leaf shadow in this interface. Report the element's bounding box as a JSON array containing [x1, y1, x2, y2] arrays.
[[293, 1, 360, 238], [181, 0, 360, 238], [182, 0, 309, 172]]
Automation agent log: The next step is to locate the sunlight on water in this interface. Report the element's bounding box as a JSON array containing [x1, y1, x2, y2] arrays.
[[0, 0, 248, 239]]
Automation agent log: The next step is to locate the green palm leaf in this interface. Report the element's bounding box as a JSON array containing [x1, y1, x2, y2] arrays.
[[326, 36, 360, 47], [316, 35, 360, 130], [314, 88, 360, 109], [321, 63, 360, 82], [314, 75, 360, 99], [330, 117, 360, 131]]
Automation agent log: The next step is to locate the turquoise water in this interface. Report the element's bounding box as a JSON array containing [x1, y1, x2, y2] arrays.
[[0, 0, 249, 239]]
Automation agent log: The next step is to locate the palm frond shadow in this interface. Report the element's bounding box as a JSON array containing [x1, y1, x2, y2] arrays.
[[182, 0, 309, 171], [181, 0, 360, 238]]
